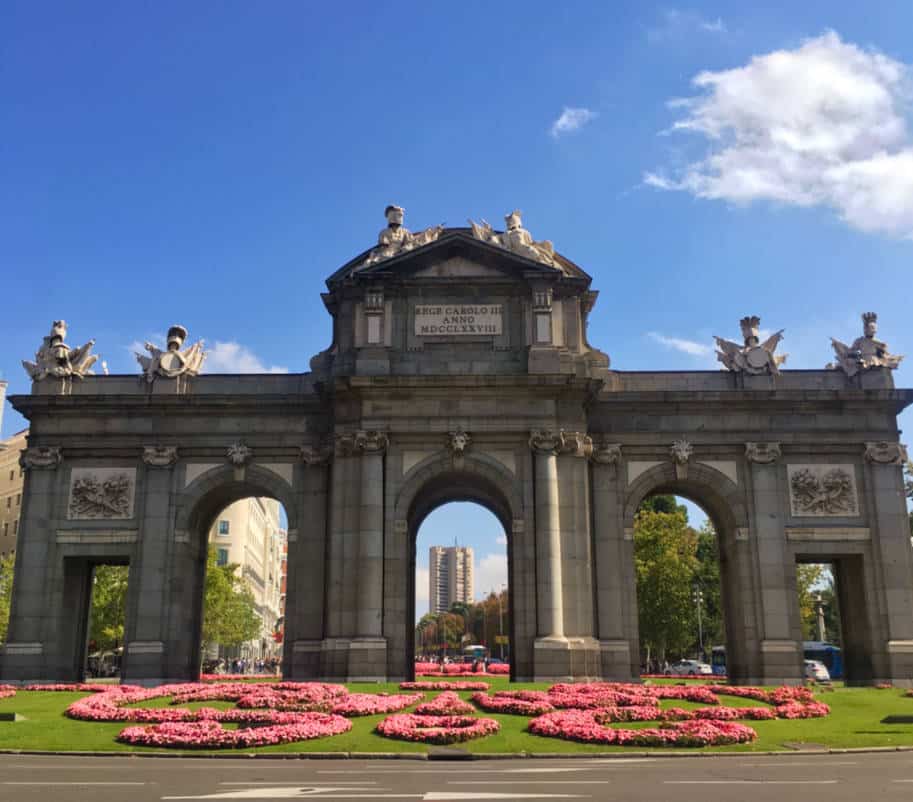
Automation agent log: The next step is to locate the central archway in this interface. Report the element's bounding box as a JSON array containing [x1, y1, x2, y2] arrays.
[[386, 452, 531, 681]]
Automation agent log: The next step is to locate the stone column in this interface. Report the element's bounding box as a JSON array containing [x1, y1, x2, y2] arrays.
[[864, 442, 913, 685], [356, 431, 387, 638], [122, 446, 179, 683], [283, 443, 332, 680], [0, 447, 62, 681], [590, 443, 638, 680], [530, 431, 564, 641], [745, 442, 802, 685]]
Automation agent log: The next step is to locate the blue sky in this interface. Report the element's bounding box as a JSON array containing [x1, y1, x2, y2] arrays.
[[3, 3, 912, 612]]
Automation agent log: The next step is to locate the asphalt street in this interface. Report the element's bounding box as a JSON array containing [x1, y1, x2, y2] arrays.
[[2, 752, 913, 802]]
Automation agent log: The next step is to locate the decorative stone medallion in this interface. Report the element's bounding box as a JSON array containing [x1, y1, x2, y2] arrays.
[[299, 442, 334, 467], [745, 442, 782, 464], [20, 446, 63, 470], [863, 442, 908, 465], [68, 467, 136, 520], [142, 446, 178, 468], [591, 442, 622, 465], [787, 464, 858, 517]]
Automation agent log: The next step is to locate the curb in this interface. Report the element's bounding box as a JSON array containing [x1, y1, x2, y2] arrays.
[[2, 745, 913, 760]]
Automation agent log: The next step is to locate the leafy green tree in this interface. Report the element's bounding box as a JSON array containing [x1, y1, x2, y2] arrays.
[[0, 552, 15, 643], [201, 545, 261, 655], [641, 495, 687, 515], [693, 522, 724, 651], [88, 564, 129, 652], [796, 563, 827, 640], [634, 506, 699, 664]]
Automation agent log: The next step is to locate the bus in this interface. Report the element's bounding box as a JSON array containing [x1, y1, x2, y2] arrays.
[[709, 642, 843, 679]]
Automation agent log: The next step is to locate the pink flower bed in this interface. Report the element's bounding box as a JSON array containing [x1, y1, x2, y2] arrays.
[[414, 662, 509, 676], [528, 708, 756, 746], [471, 691, 555, 716], [376, 713, 500, 744], [0, 685, 17, 700], [199, 673, 276, 682], [118, 712, 351, 749], [415, 692, 475, 716], [24, 683, 108, 693], [328, 692, 423, 717], [401, 681, 490, 691], [487, 664, 510, 675]]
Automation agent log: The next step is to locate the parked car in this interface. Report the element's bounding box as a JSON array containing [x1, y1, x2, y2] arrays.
[[804, 659, 831, 682], [665, 659, 713, 676]]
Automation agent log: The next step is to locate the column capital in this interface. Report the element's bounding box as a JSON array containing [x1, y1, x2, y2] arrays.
[[745, 442, 782, 464], [299, 442, 334, 467], [590, 441, 622, 465], [864, 441, 908, 465], [559, 431, 593, 459], [19, 446, 62, 470], [142, 445, 178, 468], [529, 429, 562, 456], [335, 430, 388, 457]]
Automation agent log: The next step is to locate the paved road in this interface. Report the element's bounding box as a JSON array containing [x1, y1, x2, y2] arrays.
[[2, 752, 913, 801]]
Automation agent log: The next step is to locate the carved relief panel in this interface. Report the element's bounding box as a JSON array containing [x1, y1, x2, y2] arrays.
[[787, 464, 859, 517], [67, 467, 136, 520]]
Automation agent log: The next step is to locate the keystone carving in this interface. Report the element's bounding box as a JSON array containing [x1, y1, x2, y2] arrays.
[[226, 442, 253, 467], [23, 320, 98, 382], [447, 430, 471, 455], [19, 446, 62, 470], [864, 441, 908, 465], [829, 313, 903, 376], [745, 442, 782, 464], [136, 324, 206, 384], [714, 316, 787, 375], [299, 442, 334, 467], [142, 446, 178, 468], [670, 439, 693, 479], [590, 442, 622, 465], [528, 430, 562, 456]]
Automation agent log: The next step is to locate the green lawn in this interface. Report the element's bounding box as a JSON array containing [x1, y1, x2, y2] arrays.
[[1, 680, 912, 755]]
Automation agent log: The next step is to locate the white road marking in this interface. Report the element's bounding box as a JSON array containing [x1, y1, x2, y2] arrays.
[[163, 790, 419, 800], [737, 761, 858, 767], [4, 782, 147, 786], [318, 768, 590, 775], [664, 780, 839, 785], [424, 795, 586, 800], [450, 781, 606, 785]]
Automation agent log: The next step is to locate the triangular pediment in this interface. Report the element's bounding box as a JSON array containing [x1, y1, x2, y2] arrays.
[[327, 229, 590, 288]]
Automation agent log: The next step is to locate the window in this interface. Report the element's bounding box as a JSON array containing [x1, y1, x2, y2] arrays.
[[218, 520, 230, 536], [2, 523, 7, 536], [15, 494, 20, 506], [5, 497, 9, 509], [12, 520, 16, 534], [217, 548, 229, 567], [8, 470, 13, 481]]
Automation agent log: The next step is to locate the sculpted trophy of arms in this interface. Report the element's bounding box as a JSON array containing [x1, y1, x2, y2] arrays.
[[136, 325, 206, 383], [469, 210, 556, 267], [23, 320, 98, 381], [714, 316, 787, 375], [828, 313, 903, 376]]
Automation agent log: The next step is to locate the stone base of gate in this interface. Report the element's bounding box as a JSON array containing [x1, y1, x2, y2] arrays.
[[0, 642, 47, 683], [759, 639, 804, 686], [598, 639, 638, 681], [319, 637, 388, 682], [533, 636, 601, 682], [285, 639, 323, 680]]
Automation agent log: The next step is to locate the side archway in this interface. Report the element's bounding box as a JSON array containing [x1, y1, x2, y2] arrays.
[[161, 464, 299, 681], [385, 451, 531, 680], [622, 462, 759, 683]]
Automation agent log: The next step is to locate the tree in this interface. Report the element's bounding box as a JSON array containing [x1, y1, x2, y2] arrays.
[[796, 563, 827, 640], [201, 545, 261, 656], [641, 495, 687, 515], [634, 506, 699, 664], [88, 564, 129, 652], [0, 552, 14, 643], [693, 522, 724, 650]]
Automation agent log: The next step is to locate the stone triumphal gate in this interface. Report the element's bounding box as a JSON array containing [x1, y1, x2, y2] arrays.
[[3, 207, 912, 686]]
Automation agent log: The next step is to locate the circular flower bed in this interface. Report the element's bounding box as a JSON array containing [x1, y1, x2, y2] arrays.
[[376, 713, 500, 744], [415, 691, 475, 716], [528, 709, 756, 746], [118, 712, 351, 749], [471, 691, 555, 716]]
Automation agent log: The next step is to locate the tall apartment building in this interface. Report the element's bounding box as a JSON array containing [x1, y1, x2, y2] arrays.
[[0, 429, 28, 559], [208, 497, 286, 660], [428, 545, 474, 615]]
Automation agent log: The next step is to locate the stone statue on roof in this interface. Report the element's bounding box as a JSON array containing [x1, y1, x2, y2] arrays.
[[136, 324, 206, 383], [828, 312, 903, 376], [469, 210, 556, 267], [23, 320, 98, 381], [714, 316, 787, 375], [362, 205, 443, 266]]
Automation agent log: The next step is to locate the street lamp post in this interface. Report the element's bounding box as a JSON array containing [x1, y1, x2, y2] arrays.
[[692, 586, 704, 660], [814, 594, 826, 642], [497, 585, 505, 660]]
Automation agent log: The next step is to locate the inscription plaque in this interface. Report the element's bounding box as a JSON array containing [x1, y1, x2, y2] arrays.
[[414, 304, 503, 336]]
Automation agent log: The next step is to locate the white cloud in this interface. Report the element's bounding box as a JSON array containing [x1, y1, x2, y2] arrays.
[[495, 533, 508, 546], [647, 331, 712, 356], [645, 31, 913, 238], [647, 9, 728, 43], [550, 107, 598, 139], [415, 567, 429, 610], [474, 552, 508, 601], [204, 341, 289, 374]]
